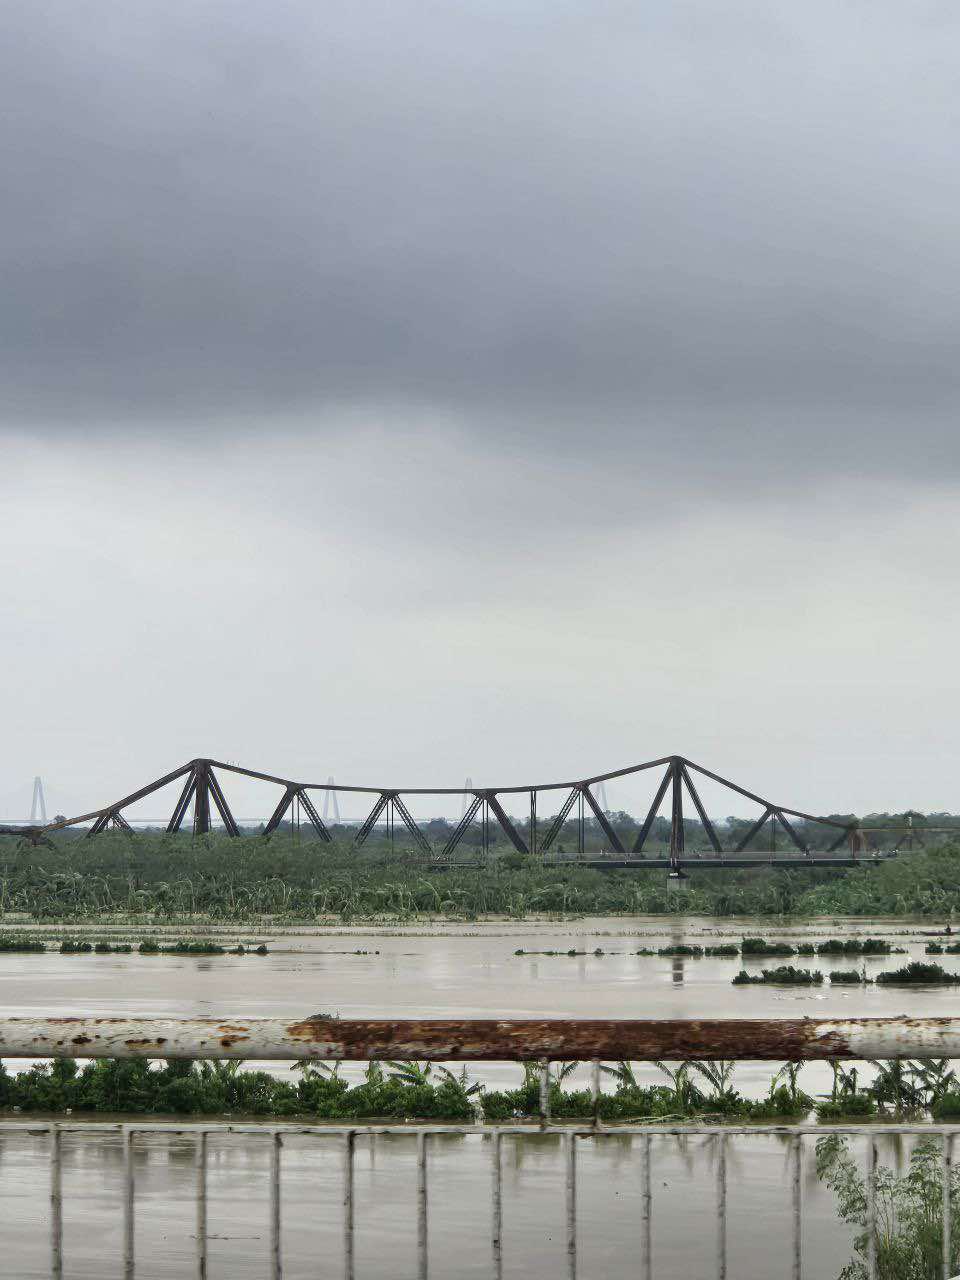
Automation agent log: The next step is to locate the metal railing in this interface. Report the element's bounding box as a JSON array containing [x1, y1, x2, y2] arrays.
[[5, 1015, 960, 1279], [4, 1012, 960, 1061], [7, 1119, 958, 1280]]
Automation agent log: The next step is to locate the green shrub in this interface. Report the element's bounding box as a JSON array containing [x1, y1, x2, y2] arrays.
[[747, 1086, 814, 1119], [137, 938, 225, 955], [876, 962, 960, 984], [733, 965, 822, 984], [817, 1135, 960, 1276], [0, 1056, 957, 1124], [162, 940, 225, 955], [732, 969, 759, 984], [0, 936, 44, 952], [816, 937, 890, 956], [815, 1093, 877, 1120], [740, 937, 795, 956], [829, 969, 869, 983], [932, 1092, 960, 1120]]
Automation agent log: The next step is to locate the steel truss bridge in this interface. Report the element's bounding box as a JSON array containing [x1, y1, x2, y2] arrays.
[[8, 753, 899, 870]]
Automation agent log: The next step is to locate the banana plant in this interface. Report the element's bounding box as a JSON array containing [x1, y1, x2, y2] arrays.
[[653, 1061, 701, 1111], [520, 1060, 577, 1089], [291, 1060, 342, 1081], [386, 1061, 434, 1086], [692, 1059, 738, 1104], [867, 1059, 924, 1112], [599, 1061, 645, 1091], [825, 1062, 863, 1103], [910, 1058, 957, 1107], [769, 1061, 805, 1107], [434, 1065, 483, 1100]]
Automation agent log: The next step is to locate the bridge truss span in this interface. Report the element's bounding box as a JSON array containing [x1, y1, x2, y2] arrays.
[[24, 753, 870, 869]]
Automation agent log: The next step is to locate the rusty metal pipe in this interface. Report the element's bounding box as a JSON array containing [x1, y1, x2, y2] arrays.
[[5, 1016, 960, 1061]]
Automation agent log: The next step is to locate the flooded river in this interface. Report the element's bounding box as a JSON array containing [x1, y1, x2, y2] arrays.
[[0, 914, 951, 1277]]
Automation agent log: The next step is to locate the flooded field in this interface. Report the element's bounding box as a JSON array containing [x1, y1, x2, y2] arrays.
[[0, 914, 952, 1277]]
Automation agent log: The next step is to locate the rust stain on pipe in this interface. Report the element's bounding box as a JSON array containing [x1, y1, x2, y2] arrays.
[[282, 1016, 859, 1060], [0, 1016, 958, 1061]]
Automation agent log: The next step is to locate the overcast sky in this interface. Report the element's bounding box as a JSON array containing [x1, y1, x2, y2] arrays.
[[2, 1, 959, 822]]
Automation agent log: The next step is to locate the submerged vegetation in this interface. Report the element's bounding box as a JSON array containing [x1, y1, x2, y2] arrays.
[[816, 938, 893, 955], [829, 969, 869, 984], [732, 966, 824, 984], [741, 937, 796, 956], [733, 960, 960, 985], [136, 938, 267, 955], [657, 943, 740, 957], [729, 959, 960, 985], [60, 939, 132, 954], [0, 935, 268, 956], [742, 937, 897, 958], [1, 833, 960, 922], [875, 962, 960, 984]]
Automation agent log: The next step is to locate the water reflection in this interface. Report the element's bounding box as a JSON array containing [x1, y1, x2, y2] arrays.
[[0, 1127, 869, 1279], [669, 920, 686, 985], [0, 914, 950, 1276]]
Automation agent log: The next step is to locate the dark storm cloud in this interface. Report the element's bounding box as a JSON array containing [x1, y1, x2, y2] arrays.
[[3, 0, 960, 476]]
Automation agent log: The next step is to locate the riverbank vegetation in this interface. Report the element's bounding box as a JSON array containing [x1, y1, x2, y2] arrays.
[[4, 1055, 960, 1125], [2, 833, 960, 921]]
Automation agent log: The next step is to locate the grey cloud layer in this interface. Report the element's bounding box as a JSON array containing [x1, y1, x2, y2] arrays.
[[5, 1, 960, 819], [3, 0, 960, 479]]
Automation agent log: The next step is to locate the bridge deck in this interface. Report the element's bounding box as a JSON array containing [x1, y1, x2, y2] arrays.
[[444, 854, 892, 870]]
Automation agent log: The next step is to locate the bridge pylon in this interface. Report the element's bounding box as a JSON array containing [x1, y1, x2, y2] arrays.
[[30, 777, 46, 824]]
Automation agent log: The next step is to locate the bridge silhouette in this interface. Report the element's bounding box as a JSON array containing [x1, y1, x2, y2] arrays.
[[14, 753, 899, 870]]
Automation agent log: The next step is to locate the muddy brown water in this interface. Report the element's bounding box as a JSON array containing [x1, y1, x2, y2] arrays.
[[0, 914, 953, 1277]]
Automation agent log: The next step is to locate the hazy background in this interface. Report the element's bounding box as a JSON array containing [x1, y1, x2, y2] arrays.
[[2, 1, 958, 821]]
